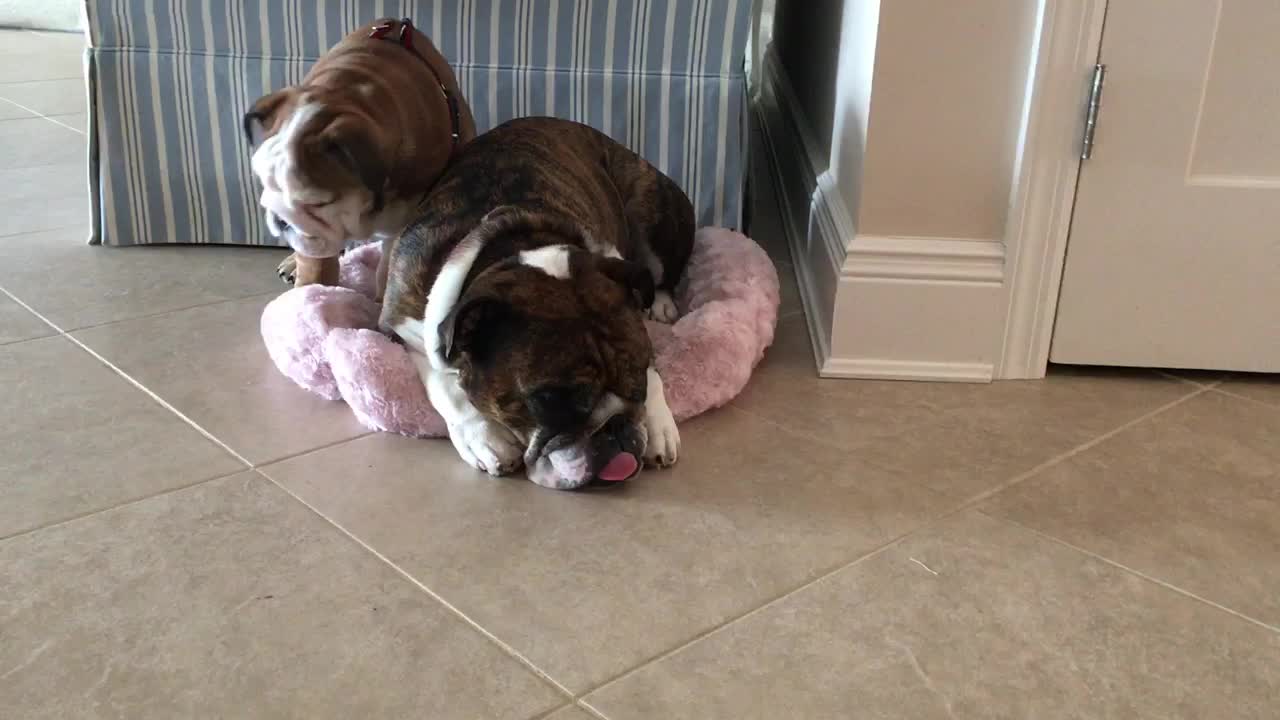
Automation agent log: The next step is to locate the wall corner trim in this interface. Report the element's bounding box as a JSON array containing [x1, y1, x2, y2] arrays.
[[844, 235, 1005, 285]]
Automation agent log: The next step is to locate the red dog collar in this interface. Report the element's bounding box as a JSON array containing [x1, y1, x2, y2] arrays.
[[369, 18, 463, 149]]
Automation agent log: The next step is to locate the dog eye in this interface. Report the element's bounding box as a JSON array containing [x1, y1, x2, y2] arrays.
[[571, 386, 597, 411]]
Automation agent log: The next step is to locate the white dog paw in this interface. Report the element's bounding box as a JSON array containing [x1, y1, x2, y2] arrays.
[[643, 408, 681, 468], [648, 290, 679, 324], [450, 419, 523, 476], [276, 253, 298, 285]]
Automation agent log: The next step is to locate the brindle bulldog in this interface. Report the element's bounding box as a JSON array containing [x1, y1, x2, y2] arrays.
[[380, 117, 695, 490], [243, 17, 475, 296]]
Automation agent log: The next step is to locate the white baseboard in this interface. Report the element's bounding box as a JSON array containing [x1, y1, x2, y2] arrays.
[[799, 171, 850, 374], [821, 358, 995, 383], [756, 47, 837, 373]]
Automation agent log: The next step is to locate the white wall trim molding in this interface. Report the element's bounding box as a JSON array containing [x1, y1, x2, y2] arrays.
[[996, 0, 1108, 378], [756, 44, 841, 373], [801, 174, 848, 371], [792, 231, 833, 375], [844, 235, 1005, 284], [758, 42, 1006, 382], [814, 170, 856, 265], [822, 358, 995, 383], [754, 0, 1107, 383], [759, 46, 831, 188]]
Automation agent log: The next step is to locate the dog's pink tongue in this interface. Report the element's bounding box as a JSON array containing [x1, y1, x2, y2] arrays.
[[596, 452, 639, 482]]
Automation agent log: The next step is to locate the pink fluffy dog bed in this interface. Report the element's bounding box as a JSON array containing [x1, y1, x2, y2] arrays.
[[261, 227, 779, 441]]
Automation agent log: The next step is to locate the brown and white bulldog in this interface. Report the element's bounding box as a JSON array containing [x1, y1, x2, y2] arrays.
[[243, 17, 476, 295], [380, 117, 695, 490]]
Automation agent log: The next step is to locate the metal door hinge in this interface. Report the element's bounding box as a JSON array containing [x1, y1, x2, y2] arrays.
[[1081, 63, 1106, 160]]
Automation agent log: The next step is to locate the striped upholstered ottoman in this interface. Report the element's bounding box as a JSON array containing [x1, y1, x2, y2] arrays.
[[82, 1, 752, 247]]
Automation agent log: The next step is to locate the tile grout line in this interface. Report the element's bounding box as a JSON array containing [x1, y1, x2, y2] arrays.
[[0, 331, 56, 347], [732, 379, 1217, 510], [249, 430, 376, 469], [253, 466, 578, 702], [574, 700, 612, 719], [0, 96, 85, 134], [527, 705, 576, 720], [1153, 369, 1220, 388], [0, 219, 95, 241], [0, 109, 83, 119], [0, 97, 82, 120], [57, 288, 283, 336], [578, 522, 920, 701], [0, 286, 254, 467], [1206, 385, 1280, 413], [41, 114, 84, 135], [986, 511, 1280, 636], [0, 276, 285, 338], [0, 284, 384, 535], [0, 467, 253, 544], [0, 76, 87, 85], [0, 96, 33, 115], [579, 383, 1218, 699], [934, 383, 1217, 515]]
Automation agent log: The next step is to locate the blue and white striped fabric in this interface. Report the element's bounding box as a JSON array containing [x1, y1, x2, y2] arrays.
[[83, 0, 751, 247]]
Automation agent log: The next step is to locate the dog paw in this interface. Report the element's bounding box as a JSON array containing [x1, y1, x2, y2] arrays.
[[450, 419, 524, 476], [643, 407, 680, 468], [277, 253, 298, 285], [648, 290, 679, 324]]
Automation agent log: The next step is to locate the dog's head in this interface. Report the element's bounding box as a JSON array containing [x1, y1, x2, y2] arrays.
[[243, 85, 393, 258], [440, 243, 656, 490], [243, 21, 469, 259]]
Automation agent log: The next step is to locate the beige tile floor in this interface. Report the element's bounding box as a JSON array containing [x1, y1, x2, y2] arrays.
[[2, 28, 1279, 719]]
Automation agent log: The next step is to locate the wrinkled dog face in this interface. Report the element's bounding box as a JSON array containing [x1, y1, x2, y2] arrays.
[[440, 246, 656, 488], [243, 88, 387, 258]]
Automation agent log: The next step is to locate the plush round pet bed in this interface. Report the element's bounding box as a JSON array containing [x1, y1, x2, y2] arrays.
[[261, 227, 780, 445]]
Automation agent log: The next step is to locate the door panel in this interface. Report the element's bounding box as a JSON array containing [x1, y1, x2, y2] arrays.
[[1051, 0, 1280, 371]]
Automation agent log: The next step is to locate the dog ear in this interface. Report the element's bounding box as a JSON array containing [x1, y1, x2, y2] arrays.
[[316, 116, 388, 212], [242, 88, 296, 146], [437, 292, 518, 364], [595, 257, 656, 310]]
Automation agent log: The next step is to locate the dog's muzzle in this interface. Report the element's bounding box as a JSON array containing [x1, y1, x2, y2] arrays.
[[525, 416, 644, 490], [260, 189, 344, 258]]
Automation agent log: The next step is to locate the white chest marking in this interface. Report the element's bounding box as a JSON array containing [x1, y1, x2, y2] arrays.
[[518, 244, 574, 279], [422, 235, 489, 370], [391, 317, 427, 355]]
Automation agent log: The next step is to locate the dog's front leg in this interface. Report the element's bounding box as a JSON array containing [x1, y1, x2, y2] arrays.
[[292, 254, 341, 287], [643, 366, 680, 467], [277, 253, 299, 284], [409, 352, 523, 475], [375, 236, 393, 303]]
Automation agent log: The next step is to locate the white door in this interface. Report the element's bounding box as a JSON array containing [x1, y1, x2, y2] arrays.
[[1051, 0, 1280, 372]]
